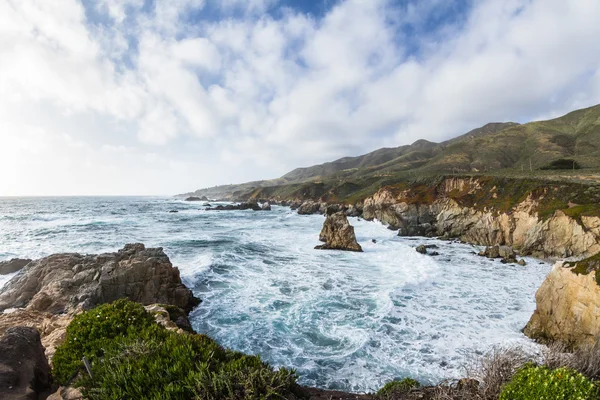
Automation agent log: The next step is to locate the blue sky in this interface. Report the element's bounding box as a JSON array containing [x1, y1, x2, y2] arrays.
[[1, 0, 599, 195]]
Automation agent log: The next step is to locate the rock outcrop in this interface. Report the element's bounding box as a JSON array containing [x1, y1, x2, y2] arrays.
[[0, 326, 52, 399], [0, 244, 199, 314], [185, 196, 208, 201], [362, 177, 600, 258], [206, 202, 264, 211], [524, 254, 600, 347], [315, 212, 363, 252], [0, 259, 31, 275]]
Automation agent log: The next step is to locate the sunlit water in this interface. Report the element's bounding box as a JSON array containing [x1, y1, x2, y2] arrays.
[[0, 197, 551, 392]]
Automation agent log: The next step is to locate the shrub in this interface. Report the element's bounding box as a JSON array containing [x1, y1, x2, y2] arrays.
[[52, 298, 156, 384], [52, 299, 301, 400], [377, 377, 421, 398], [499, 365, 598, 400]]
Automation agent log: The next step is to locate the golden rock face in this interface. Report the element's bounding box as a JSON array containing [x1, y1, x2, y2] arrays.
[[525, 262, 600, 347]]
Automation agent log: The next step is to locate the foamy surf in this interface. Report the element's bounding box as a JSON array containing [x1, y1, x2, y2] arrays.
[[0, 198, 551, 393]]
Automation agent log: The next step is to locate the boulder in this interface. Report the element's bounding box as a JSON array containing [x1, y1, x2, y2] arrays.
[[0, 259, 31, 275], [315, 212, 363, 252], [0, 244, 200, 315], [416, 245, 427, 254], [524, 257, 600, 347], [297, 201, 324, 215], [261, 202, 272, 211], [517, 259, 527, 266], [206, 202, 262, 211], [0, 327, 51, 399]]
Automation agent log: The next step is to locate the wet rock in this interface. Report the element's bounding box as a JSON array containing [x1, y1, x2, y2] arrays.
[[0, 258, 31, 275], [315, 212, 363, 252], [0, 326, 51, 399], [261, 202, 272, 211], [297, 201, 325, 215], [517, 259, 527, 266], [0, 243, 200, 314], [169, 210, 179, 213], [206, 202, 262, 211], [416, 245, 428, 254], [429, 251, 440, 256]]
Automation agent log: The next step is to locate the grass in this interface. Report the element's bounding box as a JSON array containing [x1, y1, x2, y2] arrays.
[[567, 252, 600, 286]]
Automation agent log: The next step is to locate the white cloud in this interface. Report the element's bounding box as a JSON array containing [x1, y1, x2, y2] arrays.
[[1, 0, 600, 195]]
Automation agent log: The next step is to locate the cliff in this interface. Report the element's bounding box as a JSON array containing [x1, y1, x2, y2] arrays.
[[361, 177, 600, 258], [524, 253, 600, 347]]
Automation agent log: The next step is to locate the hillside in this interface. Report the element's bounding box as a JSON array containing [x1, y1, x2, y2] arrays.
[[180, 104, 600, 201]]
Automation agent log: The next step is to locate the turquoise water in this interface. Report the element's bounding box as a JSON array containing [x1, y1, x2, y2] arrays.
[[0, 197, 551, 392]]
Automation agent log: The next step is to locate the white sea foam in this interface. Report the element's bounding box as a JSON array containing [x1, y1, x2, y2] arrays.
[[0, 198, 552, 393]]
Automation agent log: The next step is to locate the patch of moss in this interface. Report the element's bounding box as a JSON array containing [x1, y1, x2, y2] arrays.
[[377, 378, 421, 398], [566, 252, 600, 286]]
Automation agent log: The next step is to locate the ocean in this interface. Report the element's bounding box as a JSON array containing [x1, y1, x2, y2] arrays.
[[0, 196, 551, 392]]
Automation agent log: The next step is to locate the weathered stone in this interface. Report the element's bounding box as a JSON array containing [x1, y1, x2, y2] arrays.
[[524, 261, 600, 347], [261, 202, 272, 211], [206, 202, 262, 211], [362, 177, 600, 258], [517, 259, 527, 266], [315, 212, 363, 252], [416, 245, 427, 254], [0, 259, 31, 275], [0, 327, 51, 400], [0, 244, 200, 314], [298, 201, 325, 215]]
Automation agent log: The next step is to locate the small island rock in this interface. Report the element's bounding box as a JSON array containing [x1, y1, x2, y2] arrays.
[[315, 212, 363, 252]]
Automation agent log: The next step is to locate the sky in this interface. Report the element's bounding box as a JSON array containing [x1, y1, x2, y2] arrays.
[[1, 0, 600, 196]]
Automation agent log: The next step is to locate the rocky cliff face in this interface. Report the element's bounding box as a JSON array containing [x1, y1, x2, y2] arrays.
[[0, 243, 199, 314], [524, 255, 600, 347], [362, 177, 600, 258]]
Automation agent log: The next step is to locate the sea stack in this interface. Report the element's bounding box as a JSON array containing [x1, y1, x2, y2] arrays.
[[315, 212, 363, 252]]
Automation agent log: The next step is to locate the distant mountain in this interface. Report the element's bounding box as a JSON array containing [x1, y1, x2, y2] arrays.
[[180, 104, 600, 200]]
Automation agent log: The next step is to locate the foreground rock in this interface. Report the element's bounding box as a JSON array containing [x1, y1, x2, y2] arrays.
[[525, 253, 600, 347], [0, 243, 199, 314], [0, 259, 31, 275], [315, 212, 363, 252], [0, 327, 51, 400]]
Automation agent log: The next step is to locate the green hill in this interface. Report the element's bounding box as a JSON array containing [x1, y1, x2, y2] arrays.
[[180, 104, 600, 201]]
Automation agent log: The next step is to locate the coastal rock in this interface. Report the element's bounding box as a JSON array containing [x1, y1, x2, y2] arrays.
[[0, 244, 199, 315], [0, 326, 51, 399], [362, 177, 600, 258], [524, 257, 600, 347], [315, 212, 363, 252], [206, 202, 262, 211], [184, 196, 202, 201], [261, 202, 272, 211], [0, 258, 31, 275], [0, 310, 71, 360], [298, 201, 326, 215], [416, 245, 427, 254]]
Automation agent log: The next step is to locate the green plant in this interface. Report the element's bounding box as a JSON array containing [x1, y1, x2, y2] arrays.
[[377, 377, 420, 398], [52, 299, 302, 400], [499, 365, 598, 400], [52, 298, 156, 384]]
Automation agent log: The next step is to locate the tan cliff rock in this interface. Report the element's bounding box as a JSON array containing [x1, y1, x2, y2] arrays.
[[362, 177, 600, 258], [524, 259, 600, 347]]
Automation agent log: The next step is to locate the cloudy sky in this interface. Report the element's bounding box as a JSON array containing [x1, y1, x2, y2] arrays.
[[1, 0, 599, 195]]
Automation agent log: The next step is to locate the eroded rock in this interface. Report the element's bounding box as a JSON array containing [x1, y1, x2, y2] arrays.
[[0, 327, 51, 400], [315, 212, 363, 252], [524, 256, 600, 347], [0, 244, 199, 314], [0, 259, 31, 275]]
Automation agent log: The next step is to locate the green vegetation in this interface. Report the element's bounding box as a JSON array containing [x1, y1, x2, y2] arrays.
[[52, 299, 301, 400], [541, 159, 582, 170], [376, 377, 420, 398], [499, 365, 598, 400], [568, 252, 600, 286]]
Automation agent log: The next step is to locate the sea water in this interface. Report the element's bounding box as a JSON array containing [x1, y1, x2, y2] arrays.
[[0, 197, 551, 392]]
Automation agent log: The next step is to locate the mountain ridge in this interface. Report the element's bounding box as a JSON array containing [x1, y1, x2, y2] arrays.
[[180, 103, 600, 200]]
